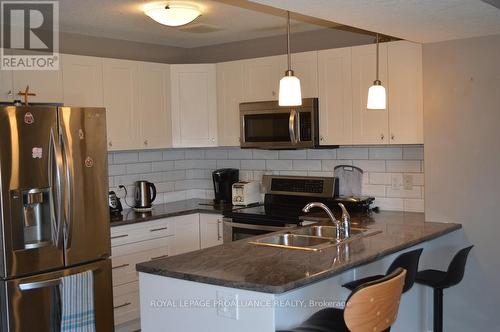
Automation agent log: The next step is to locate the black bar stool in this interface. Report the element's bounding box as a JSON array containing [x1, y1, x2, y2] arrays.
[[277, 268, 407, 332], [415, 245, 473, 332], [343, 248, 423, 293]]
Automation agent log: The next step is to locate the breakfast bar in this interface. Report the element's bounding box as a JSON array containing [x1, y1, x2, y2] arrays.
[[136, 212, 462, 332]]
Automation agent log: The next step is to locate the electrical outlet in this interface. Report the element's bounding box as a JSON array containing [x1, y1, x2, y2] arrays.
[[216, 291, 239, 320], [403, 174, 413, 190], [391, 174, 402, 189]]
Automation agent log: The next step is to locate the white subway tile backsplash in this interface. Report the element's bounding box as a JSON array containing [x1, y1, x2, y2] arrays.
[[279, 150, 307, 160], [108, 145, 424, 212], [152, 161, 175, 172], [241, 159, 266, 170], [138, 151, 163, 162], [253, 150, 279, 160], [403, 147, 424, 160], [292, 160, 322, 171], [369, 147, 402, 160], [337, 147, 369, 160], [353, 160, 386, 172], [266, 160, 293, 171], [114, 152, 139, 164], [386, 160, 421, 172]]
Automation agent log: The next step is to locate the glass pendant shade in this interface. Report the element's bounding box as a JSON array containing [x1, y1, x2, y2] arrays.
[[367, 81, 386, 109], [279, 72, 302, 106], [145, 3, 201, 27]]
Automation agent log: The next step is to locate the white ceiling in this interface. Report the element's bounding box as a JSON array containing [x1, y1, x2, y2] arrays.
[[248, 0, 500, 43], [58, 0, 334, 48]]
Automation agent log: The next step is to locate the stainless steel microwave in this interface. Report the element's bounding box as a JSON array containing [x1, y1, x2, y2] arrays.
[[239, 98, 319, 149]]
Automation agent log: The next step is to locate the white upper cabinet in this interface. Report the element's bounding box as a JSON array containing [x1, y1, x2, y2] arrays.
[[216, 61, 244, 147], [352, 43, 389, 145], [137, 62, 172, 149], [388, 41, 423, 144], [242, 55, 283, 102], [62, 54, 104, 107], [102, 58, 140, 151], [318, 47, 353, 145], [170, 64, 218, 148], [289, 51, 319, 98], [0, 69, 13, 102], [12, 67, 63, 103]]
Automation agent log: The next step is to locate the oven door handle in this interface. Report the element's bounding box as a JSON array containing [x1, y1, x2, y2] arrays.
[[224, 221, 293, 232]]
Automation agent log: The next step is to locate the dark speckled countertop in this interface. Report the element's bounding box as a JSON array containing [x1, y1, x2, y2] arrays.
[[136, 211, 461, 294], [110, 199, 235, 227]]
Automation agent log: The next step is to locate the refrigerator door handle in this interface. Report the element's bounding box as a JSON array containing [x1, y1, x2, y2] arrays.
[[48, 130, 64, 248], [61, 132, 74, 250], [19, 278, 60, 291]]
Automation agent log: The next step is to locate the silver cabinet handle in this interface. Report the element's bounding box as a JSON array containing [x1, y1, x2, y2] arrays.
[[112, 263, 130, 270], [111, 234, 129, 240], [380, 133, 385, 140], [150, 254, 169, 261], [150, 227, 168, 232], [113, 302, 131, 310], [217, 219, 222, 241]]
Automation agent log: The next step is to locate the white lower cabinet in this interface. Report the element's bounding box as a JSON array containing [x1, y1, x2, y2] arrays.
[[111, 213, 223, 330], [200, 213, 223, 249]]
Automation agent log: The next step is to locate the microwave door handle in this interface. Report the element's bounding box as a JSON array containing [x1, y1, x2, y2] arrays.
[[289, 110, 297, 144], [295, 112, 301, 143]]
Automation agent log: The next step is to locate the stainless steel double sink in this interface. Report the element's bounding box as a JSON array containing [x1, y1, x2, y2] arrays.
[[249, 225, 381, 251]]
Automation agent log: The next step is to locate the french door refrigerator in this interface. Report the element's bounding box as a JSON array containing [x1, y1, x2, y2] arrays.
[[0, 106, 114, 331]]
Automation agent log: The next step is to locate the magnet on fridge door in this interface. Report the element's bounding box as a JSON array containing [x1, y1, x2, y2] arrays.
[[32, 147, 43, 159]]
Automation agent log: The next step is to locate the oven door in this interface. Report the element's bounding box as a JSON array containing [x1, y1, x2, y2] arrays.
[[239, 100, 318, 149], [223, 219, 292, 243]]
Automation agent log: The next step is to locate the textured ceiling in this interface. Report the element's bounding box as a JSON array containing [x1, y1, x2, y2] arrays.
[[248, 0, 500, 43], [58, 0, 335, 48]]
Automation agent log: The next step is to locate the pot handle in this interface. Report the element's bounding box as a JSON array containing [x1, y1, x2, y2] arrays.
[[148, 182, 157, 203]]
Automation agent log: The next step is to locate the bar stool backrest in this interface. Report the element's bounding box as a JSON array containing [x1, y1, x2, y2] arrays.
[[440, 245, 473, 288], [344, 268, 406, 332], [386, 248, 423, 292]]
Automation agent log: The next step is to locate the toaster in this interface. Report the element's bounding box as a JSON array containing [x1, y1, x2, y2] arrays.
[[232, 181, 261, 206]]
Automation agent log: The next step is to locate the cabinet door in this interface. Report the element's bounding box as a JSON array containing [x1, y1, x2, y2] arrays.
[[352, 43, 389, 144], [318, 47, 352, 145], [170, 64, 217, 147], [388, 41, 423, 144], [171, 214, 201, 255], [242, 55, 283, 102], [200, 214, 223, 249], [216, 61, 244, 147], [0, 69, 13, 102], [13, 68, 63, 103], [62, 54, 104, 107], [290, 51, 319, 98], [137, 62, 172, 149], [102, 58, 140, 151]]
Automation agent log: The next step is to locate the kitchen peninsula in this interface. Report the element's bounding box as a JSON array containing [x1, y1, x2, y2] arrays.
[[136, 212, 461, 332]]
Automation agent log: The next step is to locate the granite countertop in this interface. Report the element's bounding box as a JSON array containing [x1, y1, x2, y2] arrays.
[[136, 211, 461, 294], [110, 199, 234, 227]]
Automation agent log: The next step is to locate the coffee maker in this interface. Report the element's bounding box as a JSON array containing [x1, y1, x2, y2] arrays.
[[212, 168, 239, 204]]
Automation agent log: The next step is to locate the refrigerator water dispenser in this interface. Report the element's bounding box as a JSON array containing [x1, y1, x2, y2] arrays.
[[20, 188, 52, 249]]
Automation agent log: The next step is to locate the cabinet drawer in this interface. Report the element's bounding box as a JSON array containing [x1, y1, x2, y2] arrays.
[[111, 236, 171, 257], [112, 246, 170, 287], [111, 218, 174, 246], [113, 282, 139, 326]]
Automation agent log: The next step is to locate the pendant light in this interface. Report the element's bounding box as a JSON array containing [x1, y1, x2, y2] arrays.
[[367, 33, 386, 110], [279, 11, 302, 106]]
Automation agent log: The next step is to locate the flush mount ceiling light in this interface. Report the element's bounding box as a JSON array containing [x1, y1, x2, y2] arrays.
[[367, 33, 386, 110], [279, 11, 302, 107], [144, 2, 201, 27]]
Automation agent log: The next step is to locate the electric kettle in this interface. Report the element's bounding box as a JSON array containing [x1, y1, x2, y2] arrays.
[[133, 181, 157, 209]]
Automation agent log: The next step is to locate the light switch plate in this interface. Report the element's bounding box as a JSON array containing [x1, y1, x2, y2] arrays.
[[216, 291, 239, 320], [403, 174, 414, 190], [391, 174, 402, 189]]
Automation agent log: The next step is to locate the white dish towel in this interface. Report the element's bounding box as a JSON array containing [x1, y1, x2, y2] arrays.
[[59, 270, 96, 332]]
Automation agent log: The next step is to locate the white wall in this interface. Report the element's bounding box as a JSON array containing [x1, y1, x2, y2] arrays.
[[108, 145, 424, 212], [423, 34, 500, 330]]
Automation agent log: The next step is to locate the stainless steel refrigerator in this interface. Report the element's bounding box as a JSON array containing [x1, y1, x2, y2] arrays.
[[0, 106, 114, 331]]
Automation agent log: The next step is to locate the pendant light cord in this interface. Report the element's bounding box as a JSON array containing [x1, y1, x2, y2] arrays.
[[287, 11, 291, 72], [375, 33, 380, 81]]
